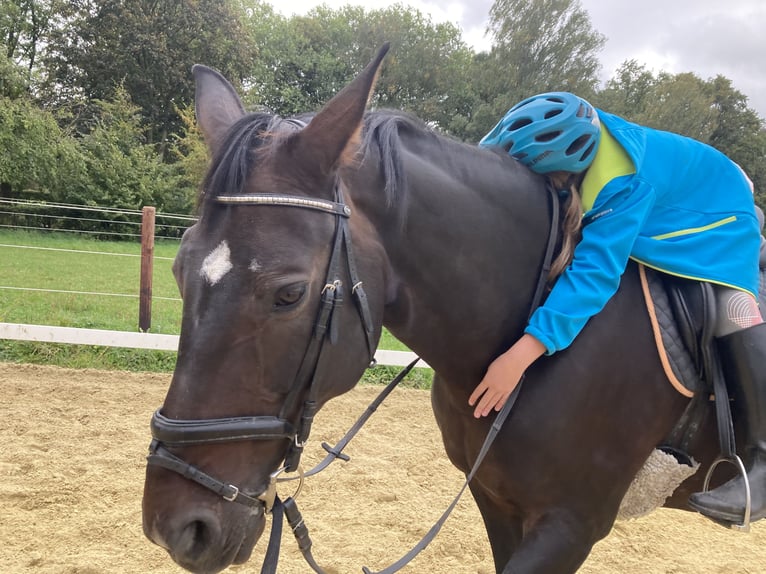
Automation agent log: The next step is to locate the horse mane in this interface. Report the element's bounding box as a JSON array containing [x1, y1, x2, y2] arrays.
[[198, 107, 490, 223], [360, 109, 482, 211], [360, 110, 420, 208]]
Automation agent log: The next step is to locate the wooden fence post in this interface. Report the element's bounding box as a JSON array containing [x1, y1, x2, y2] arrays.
[[139, 206, 156, 332]]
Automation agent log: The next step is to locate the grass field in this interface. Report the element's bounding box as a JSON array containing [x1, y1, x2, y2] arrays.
[[0, 229, 430, 385]]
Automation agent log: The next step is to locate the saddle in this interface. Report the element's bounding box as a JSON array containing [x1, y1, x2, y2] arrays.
[[642, 236, 766, 461]]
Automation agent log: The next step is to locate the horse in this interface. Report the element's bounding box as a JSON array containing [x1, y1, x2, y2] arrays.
[[142, 44, 737, 574]]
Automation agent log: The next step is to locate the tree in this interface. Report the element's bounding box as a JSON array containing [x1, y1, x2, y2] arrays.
[[465, 0, 605, 141], [1, 0, 56, 74], [707, 76, 766, 209], [639, 72, 718, 142], [353, 5, 476, 136], [164, 102, 207, 215], [238, 4, 476, 137], [238, 4, 352, 116], [594, 59, 657, 119], [58, 86, 178, 214], [0, 51, 28, 98], [43, 0, 254, 154], [487, 0, 604, 95], [0, 95, 82, 199]]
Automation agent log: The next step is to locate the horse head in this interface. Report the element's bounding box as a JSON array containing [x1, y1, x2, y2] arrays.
[[142, 45, 392, 573]]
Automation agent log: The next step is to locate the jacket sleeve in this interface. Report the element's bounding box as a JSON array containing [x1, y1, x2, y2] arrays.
[[525, 175, 656, 354]]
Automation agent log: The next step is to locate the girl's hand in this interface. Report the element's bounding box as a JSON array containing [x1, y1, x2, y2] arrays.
[[468, 334, 545, 418]]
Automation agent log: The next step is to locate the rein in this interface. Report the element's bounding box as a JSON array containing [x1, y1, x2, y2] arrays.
[[146, 177, 561, 573], [361, 181, 561, 574]]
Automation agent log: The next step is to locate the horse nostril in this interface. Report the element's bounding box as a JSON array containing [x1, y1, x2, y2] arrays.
[[174, 513, 221, 563]]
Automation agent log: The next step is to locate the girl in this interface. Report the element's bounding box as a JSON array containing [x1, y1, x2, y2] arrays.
[[470, 92, 765, 526]]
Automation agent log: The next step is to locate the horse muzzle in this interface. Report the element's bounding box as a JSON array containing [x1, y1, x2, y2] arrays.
[[143, 461, 267, 574], [143, 409, 307, 573]]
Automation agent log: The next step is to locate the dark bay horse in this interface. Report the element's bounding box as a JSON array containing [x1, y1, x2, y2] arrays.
[[142, 45, 729, 573]]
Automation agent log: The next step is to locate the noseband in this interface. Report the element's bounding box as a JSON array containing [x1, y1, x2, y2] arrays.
[[147, 182, 377, 512]]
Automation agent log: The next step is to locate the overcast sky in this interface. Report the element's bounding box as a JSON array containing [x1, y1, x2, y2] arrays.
[[275, 0, 766, 120]]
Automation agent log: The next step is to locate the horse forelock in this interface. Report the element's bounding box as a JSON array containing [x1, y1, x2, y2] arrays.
[[198, 113, 309, 211], [196, 109, 419, 216]]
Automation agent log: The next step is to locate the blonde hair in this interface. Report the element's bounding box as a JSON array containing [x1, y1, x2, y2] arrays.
[[548, 175, 584, 281]]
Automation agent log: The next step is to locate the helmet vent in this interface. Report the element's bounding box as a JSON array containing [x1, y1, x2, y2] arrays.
[[508, 118, 532, 131], [565, 134, 591, 156], [535, 130, 562, 143], [579, 140, 597, 162], [543, 109, 563, 120]]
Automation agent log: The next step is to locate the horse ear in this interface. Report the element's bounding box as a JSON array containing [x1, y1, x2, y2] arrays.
[[296, 43, 390, 176], [192, 64, 246, 157]]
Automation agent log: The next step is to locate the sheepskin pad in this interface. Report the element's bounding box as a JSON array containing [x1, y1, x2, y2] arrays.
[[618, 449, 700, 521]]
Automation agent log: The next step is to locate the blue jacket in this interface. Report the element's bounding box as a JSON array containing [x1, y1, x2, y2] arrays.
[[526, 110, 762, 355]]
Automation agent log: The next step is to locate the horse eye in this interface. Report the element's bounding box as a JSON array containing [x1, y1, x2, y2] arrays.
[[274, 283, 307, 309]]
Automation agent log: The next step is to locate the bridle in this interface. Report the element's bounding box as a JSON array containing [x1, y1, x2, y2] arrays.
[[147, 181, 377, 515], [146, 171, 562, 574]]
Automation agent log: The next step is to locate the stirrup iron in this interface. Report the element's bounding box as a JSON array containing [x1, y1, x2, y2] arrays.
[[701, 454, 752, 532]]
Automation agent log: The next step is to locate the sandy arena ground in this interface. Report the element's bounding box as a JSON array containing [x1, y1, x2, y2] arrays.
[[1, 362, 765, 573]]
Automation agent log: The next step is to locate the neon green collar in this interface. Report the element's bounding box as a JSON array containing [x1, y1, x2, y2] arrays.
[[580, 123, 636, 212]]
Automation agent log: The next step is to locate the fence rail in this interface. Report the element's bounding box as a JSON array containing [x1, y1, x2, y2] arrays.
[[0, 200, 422, 368], [0, 323, 422, 367]]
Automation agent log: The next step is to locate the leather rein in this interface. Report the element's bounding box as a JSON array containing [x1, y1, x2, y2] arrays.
[[146, 179, 561, 574]]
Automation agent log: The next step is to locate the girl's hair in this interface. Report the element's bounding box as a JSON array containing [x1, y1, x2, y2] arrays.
[[548, 179, 584, 281]]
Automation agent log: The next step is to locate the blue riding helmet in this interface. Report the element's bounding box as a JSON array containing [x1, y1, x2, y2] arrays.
[[480, 92, 601, 174]]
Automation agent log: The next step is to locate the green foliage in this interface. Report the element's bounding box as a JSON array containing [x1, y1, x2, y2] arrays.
[[640, 72, 719, 142], [708, 76, 766, 209], [0, 95, 83, 197], [0, 0, 764, 218], [0, 52, 29, 98], [465, 0, 605, 141], [0, 86, 190, 234], [488, 0, 604, 93], [240, 4, 347, 115], [55, 86, 177, 213], [595, 59, 657, 118], [164, 103, 207, 215], [43, 0, 254, 151], [0, 0, 56, 73], [333, 5, 475, 135], [239, 4, 475, 136]]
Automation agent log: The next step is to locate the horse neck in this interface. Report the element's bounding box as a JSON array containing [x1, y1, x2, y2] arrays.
[[350, 132, 553, 380]]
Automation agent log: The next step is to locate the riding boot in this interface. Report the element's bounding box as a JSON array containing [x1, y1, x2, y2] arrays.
[[688, 322, 766, 524]]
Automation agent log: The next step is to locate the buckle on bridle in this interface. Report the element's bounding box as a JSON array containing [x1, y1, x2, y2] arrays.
[[258, 465, 305, 514], [222, 484, 240, 502], [321, 280, 342, 294]]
